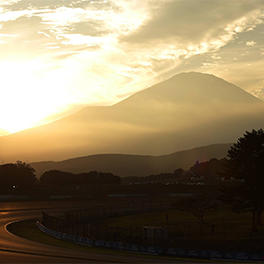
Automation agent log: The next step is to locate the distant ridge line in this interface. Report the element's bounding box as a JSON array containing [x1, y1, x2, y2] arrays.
[[31, 143, 231, 178]]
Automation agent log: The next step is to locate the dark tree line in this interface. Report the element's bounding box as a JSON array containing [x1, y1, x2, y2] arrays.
[[40, 170, 120, 185], [122, 168, 185, 184], [0, 162, 120, 194], [123, 159, 228, 185], [189, 158, 229, 184]]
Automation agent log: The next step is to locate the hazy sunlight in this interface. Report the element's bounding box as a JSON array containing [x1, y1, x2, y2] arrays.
[[0, 60, 73, 133]]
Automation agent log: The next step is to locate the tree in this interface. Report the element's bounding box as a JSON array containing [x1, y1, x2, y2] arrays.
[[40, 170, 120, 186], [227, 129, 264, 231], [190, 194, 219, 235], [0, 161, 37, 191], [40, 170, 75, 185], [174, 192, 219, 236], [189, 158, 227, 185]]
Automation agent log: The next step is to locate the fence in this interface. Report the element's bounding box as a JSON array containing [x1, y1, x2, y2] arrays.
[[41, 201, 172, 241], [36, 221, 264, 261]]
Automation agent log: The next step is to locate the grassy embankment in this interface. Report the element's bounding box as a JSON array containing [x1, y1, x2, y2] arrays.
[[105, 207, 264, 252], [7, 220, 185, 262]]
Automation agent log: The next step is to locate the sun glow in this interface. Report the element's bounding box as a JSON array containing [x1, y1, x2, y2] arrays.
[[0, 59, 73, 134]]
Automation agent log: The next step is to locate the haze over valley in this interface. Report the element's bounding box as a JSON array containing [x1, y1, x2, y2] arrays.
[[31, 143, 230, 177]]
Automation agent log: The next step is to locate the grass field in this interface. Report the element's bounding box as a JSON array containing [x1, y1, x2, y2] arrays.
[[104, 207, 264, 252]]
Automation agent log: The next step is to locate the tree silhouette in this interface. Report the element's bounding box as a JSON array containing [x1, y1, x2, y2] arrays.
[[40, 170, 74, 185], [40, 170, 120, 186], [0, 161, 36, 191], [174, 192, 219, 236], [227, 129, 264, 231], [190, 158, 227, 184]]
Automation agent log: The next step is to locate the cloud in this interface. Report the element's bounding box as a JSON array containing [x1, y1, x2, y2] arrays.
[[0, 0, 263, 88], [66, 21, 108, 36], [122, 0, 264, 45], [246, 40, 257, 47], [2, 0, 116, 11]]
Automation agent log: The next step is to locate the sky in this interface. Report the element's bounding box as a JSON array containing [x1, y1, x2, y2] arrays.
[[0, 0, 264, 134]]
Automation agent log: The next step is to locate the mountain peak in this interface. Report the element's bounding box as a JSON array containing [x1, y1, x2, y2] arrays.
[[173, 71, 215, 78], [117, 71, 261, 107], [171, 71, 231, 84]]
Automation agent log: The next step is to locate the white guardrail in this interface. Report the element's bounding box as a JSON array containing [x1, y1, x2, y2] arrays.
[[36, 221, 264, 261]]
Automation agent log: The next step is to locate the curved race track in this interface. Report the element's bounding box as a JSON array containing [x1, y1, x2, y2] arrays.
[[0, 201, 193, 263]]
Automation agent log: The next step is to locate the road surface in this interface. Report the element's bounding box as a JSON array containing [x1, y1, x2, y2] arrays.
[[0, 201, 218, 263]]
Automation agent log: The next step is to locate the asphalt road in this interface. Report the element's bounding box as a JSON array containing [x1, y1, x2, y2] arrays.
[[0, 201, 216, 263]]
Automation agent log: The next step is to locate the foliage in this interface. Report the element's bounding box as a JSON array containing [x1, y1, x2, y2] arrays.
[[226, 129, 264, 230], [227, 129, 264, 182], [40, 170, 120, 185], [0, 161, 36, 190], [122, 168, 185, 184], [190, 158, 227, 184]]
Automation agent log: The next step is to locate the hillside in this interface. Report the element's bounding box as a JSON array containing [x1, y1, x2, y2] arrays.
[[1, 72, 263, 162], [31, 143, 231, 177]]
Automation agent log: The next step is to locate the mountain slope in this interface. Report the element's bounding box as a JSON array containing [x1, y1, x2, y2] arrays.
[[31, 143, 231, 177], [1, 72, 264, 162]]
